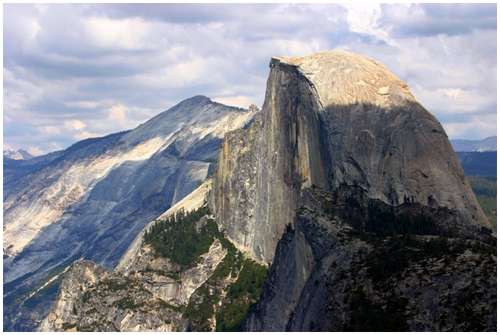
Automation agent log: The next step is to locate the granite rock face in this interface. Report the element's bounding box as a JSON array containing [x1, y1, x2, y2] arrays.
[[40, 183, 267, 332], [211, 57, 328, 263], [4, 96, 255, 331], [211, 50, 490, 264], [39, 239, 227, 332], [209, 51, 495, 331], [39, 184, 216, 331], [245, 188, 496, 331]]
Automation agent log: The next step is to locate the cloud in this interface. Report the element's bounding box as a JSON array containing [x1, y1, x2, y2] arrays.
[[108, 104, 127, 124], [26, 146, 44, 156], [65, 100, 103, 109], [40, 125, 61, 135], [84, 16, 151, 51], [64, 119, 87, 131], [74, 130, 101, 140], [378, 4, 497, 37], [443, 113, 497, 140], [213, 95, 256, 109], [343, 3, 389, 42], [92, 3, 238, 24], [3, 3, 497, 153]]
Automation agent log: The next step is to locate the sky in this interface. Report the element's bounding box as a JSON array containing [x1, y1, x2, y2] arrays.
[[3, 3, 497, 155]]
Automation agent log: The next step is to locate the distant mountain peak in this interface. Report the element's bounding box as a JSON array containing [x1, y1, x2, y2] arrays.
[[451, 136, 497, 152], [176, 95, 212, 107], [4, 149, 34, 160], [187, 95, 211, 102], [3, 93, 258, 331]]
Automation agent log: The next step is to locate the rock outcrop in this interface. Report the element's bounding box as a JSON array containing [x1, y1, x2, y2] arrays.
[[40, 183, 267, 332], [244, 188, 496, 331], [208, 50, 496, 331], [39, 240, 228, 332], [211, 50, 491, 264], [4, 96, 255, 331]]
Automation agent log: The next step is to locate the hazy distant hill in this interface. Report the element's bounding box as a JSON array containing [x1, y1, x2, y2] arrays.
[[456, 151, 496, 178], [451, 143, 497, 230], [451, 136, 496, 152], [3, 149, 34, 160]]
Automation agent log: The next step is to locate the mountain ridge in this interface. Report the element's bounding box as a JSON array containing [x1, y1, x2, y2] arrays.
[[451, 136, 497, 152], [4, 95, 256, 331], [3, 149, 34, 160]]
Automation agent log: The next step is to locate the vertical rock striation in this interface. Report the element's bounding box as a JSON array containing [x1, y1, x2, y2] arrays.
[[211, 57, 330, 263], [234, 50, 495, 331], [212, 50, 490, 264]]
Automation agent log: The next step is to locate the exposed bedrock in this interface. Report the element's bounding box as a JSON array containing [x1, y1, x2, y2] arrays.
[[211, 50, 490, 264], [244, 187, 496, 331]]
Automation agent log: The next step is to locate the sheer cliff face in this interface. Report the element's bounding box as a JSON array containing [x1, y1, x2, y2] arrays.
[[212, 50, 490, 264], [211, 58, 329, 263]]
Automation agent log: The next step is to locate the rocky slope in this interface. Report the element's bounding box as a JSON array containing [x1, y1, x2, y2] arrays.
[[40, 182, 267, 331], [244, 187, 496, 331], [4, 96, 255, 331]]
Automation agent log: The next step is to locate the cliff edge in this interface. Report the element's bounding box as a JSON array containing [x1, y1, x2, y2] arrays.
[[211, 50, 490, 264]]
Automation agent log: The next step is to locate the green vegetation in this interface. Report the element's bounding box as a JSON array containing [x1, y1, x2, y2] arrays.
[[144, 205, 269, 330], [144, 206, 217, 269], [100, 278, 130, 292], [61, 322, 77, 330], [226, 259, 267, 302], [141, 267, 181, 281], [115, 296, 141, 310], [455, 285, 490, 331], [457, 151, 496, 177], [316, 185, 441, 236], [366, 236, 446, 282], [216, 259, 267, 331], [363, 201, 439, 236], [366, 235, 495, 283], [346, 288, 408, 331], [184, 250, 267, 331], [81, 291, 91, 304], [175, 209, 268, 331], [183, 230, 242, 331], [467, 176, 497, 229], [477, 195, 496, 228], [184, 285, 218, 331], [467, 176, 497, 197]]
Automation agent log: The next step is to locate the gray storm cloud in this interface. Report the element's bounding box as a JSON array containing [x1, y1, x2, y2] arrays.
[[3, 3, 497, 154]]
